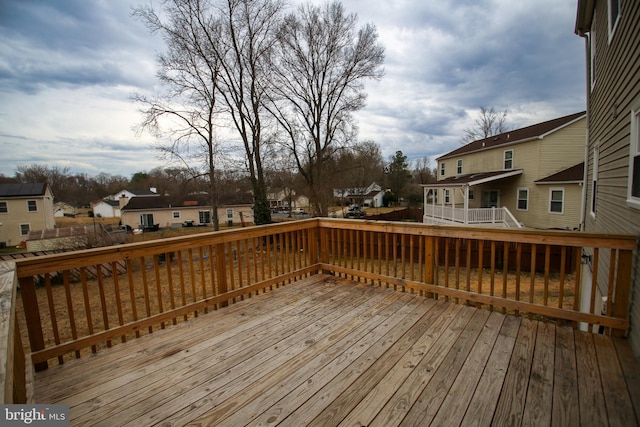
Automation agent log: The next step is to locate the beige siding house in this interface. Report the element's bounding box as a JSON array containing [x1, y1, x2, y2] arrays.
[[424, 112, 586, 229], [120, 195, 254, 230], [576, 0, 640, 356], [0, 183, 55, 248]]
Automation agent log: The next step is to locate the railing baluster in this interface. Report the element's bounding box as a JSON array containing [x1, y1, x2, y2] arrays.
[[95, 265, 111, 347], [126, 259, 140, 337], [43, 273, 63, 364], [111, 261, 126, 341], [139, 257, 153, 331], [80, 267, 97, 353], [153, 255, 165, 329]]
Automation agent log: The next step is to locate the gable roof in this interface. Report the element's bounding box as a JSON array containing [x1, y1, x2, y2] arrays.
[[0, 183, 48, 198], [535, 162, 584, 184], [122, 193, 254, 211], [438, 111, 586, 161], [423, 169, 523, 188]]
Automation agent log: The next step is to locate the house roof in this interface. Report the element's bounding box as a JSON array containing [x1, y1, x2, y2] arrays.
[[437, 111, 586, 161], [575, 0, 595, 35], [122, 194, 254, 211], [535, 162, 584, 184], [0, 183, 48, 197], [422, 170, 523, 188]]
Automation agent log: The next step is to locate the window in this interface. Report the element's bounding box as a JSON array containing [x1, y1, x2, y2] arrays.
[[444, 189, 450, 204], [226, 209, 234, 220], [457, 159, 463, 175], [608, 0, 620, 40], [468, 190, 474, 200], [27, 200, 37, 212], [172, 211, 180, 219], [504, 150, 513, 170], [549, 188, 564, 214], [199, 210, 211, 224], [140, 213, 154, 227], [440, 162, 446, 176], [0, 201, 7, 214], [590, 12, 597, 88], [517, 188, 528, 211], [628, 99, 640, 208], [20, 224, 30, 236], [592, 145, 599, 216]]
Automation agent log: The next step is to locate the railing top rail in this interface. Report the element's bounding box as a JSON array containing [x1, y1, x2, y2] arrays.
[[13, 218, 637, 278], [14, 219, 318, 278], [0, 262, 17, 404], [316, 218, 637, 249]]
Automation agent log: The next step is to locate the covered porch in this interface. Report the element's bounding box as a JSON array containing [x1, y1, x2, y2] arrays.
[[423, 170, 523, 228]]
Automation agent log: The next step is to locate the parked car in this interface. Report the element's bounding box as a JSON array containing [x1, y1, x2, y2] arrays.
[[292, 208, 307, 215]]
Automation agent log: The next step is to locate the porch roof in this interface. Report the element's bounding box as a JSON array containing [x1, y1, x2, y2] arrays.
[[422, 169, 523, 188]]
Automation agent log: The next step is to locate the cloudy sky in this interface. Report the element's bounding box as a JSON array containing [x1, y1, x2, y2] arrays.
[[0, 0, 586, 178]]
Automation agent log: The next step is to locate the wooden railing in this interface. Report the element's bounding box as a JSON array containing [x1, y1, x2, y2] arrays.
[[2, 218, 636, 401]]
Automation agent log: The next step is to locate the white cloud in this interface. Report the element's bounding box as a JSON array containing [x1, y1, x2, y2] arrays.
[[0, 0, 585, 177]]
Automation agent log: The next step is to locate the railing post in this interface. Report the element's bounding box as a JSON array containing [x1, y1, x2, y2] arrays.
[[612, 249, 633, 337], [424, 237, 435, 298], [215, 243, 229, 307], [18, 276, 48, 371]]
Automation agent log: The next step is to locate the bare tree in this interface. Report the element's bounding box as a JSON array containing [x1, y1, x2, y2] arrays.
[[267, 1, 385, 216], [133, 0, 223, 229], [462, 106, 510, 143], [207, 0, 285, 225]]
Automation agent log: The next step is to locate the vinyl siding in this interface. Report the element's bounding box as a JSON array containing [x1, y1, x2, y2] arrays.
[[437, 118, 585, 229], [583, 0, 640, 357]]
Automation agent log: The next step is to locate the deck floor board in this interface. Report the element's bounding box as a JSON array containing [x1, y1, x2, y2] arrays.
[[32, 275, 640, 426]]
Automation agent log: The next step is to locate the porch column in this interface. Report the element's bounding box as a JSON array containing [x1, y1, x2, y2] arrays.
[[464, 185, 469, 224]]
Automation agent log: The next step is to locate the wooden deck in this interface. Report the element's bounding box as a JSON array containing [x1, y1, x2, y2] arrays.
[[32, 275, 640, 426]]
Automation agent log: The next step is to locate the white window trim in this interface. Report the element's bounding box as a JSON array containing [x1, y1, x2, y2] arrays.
[[608, 0, 620, 42], [444, 189, 450, 204], [226, 208, 234, 219], [0, 201, 7, 214], [27, 200, 38, 213], [172, 211, 181, 219], [440, 162, 446, 176], [504, 150, 513, 170], [627, 96, 640, 209], [456, 159, 463, 175], [20, 223, 30, 236], [517, 187, 529, 211], [591, 145, 599, 217], [549, 187, 565, 215]]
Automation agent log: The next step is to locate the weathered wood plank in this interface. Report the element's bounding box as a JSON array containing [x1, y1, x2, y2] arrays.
[[367, 305, 476, 426], [574, 331, 608, 426], [460, 315, 521, 427], [491, 318, 538, 426], [397, 309, 491, 426], [159, 286, 423, 427], [593, 333, 637, 426], [551, 326, 579, 427], [235, 295, 434, 427], [613, 338, 640, 425], [335, 303, 464, 427], [521, 321, 556, 426], [35, 275, 338, 400], [428, 311, 505, 426], [69, 281, 376, 424], [227, 298, 446, 427]]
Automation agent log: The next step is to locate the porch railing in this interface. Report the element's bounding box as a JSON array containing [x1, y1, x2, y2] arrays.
[[424, 205, 522, 228], [2, 219, 636, 403]]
